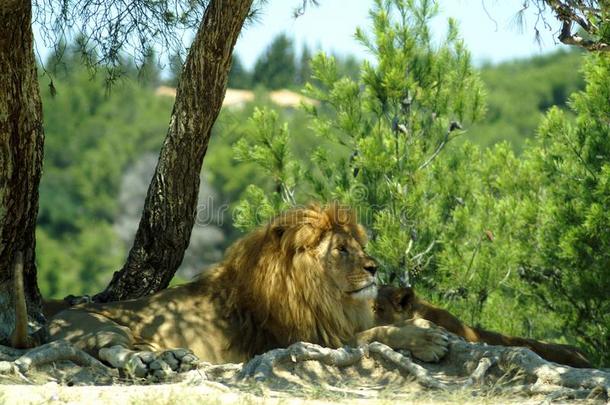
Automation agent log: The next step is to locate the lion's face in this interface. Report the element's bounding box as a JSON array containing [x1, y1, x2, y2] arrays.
[[316, 230, 378, 301], [217, 204, 380, 351]]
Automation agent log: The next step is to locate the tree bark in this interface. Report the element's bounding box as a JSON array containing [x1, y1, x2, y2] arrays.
[[94, 0, 254, 302], [0, 1, 45, 340]]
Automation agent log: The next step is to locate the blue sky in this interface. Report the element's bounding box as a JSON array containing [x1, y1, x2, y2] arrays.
[[234, 0, 568, 68]]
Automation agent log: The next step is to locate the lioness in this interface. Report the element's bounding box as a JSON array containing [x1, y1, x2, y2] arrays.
[[47, 204, 449, 376], [375, 285, 592, 368]]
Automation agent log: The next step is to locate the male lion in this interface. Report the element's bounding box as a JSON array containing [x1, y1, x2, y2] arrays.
[[47, 204, 449, 376], [375, 285, 592, 368]]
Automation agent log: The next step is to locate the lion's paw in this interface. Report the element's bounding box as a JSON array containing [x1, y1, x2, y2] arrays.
[[101, 346, 199, 379], [136, 349, 199, 380], [407, 318, 450, 363]]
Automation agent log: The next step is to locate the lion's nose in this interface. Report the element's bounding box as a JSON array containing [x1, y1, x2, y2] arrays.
[[364, 259, 378, 276]]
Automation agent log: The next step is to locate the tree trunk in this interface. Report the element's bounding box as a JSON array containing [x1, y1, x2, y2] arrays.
[[94, 0, 254, 302], [0, 1, 45, 341]]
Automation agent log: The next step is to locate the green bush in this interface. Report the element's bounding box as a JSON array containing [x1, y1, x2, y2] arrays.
[[515, 54, 610, 365], [234, 0, 608, 366], [235, 0, 486, 287]]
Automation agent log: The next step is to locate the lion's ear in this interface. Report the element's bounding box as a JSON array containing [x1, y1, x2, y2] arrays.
[[392, 287, 415, 311]]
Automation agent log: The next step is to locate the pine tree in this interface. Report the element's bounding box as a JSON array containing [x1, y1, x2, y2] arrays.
[[517, 53, 610, 365], [235, 0, 485, 285], [296, 45, 312, 85], [228, 54, 252, 89], [252, 33, 297, 89]]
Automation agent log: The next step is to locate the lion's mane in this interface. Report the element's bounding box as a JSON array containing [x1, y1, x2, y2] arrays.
[[203, 203, 374, 357]]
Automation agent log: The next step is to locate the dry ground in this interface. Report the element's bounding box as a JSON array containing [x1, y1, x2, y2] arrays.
[[1, 338, 608, 405]]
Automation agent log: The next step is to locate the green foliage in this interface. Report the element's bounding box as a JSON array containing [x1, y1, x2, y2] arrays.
[[37, 47, 171, 297], [514, 53, 610, 364], [202, 92, 319, 241], [234, 0, 608, 366], [231, 107, 305, 229], [228, 54, 252, 89], [469, 51, 585, 152], [237, 0, 486, 286], [0, 196, 3, 256], [252, 33, 297, 90], [234, 108, 300, 204], [138, 48, 162, 88], [296, 45, 312, 85], [231, 35, 365, 91], [37, 0, 207, 83]]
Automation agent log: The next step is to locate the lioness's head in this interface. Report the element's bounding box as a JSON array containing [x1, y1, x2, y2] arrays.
[[375, 285, 417, 325]]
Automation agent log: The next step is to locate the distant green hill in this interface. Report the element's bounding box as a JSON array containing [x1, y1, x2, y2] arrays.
[[466, 50, 585, 152]]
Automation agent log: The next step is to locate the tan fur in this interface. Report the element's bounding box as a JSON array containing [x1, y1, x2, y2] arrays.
[[42, 295, 92, 319], [48, 204, 449, 366], [375, 285, 592, 368]]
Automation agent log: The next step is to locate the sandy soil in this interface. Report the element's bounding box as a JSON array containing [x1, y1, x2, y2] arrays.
[[0, 355, 602, 405], [1, 340, 608, 405]]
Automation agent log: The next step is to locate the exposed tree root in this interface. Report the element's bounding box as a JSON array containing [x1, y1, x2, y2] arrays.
[[0, 336, 608, 402], [238, 341, 366, 381], [464, 355, 498, 387], [0, 341, 106, 383], [367, 342, 446, 389], [2, 341, 109, 374], [447, 338, 609, 396], [0, 344, 25, 361], [235, 338, 609, 400], [500, 383, 606, 402]]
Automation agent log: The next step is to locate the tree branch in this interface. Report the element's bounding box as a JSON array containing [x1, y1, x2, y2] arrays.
[[541, 0, 610, 52]]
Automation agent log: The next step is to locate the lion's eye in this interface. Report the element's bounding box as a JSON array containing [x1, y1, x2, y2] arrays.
[[336, 245, 348, 254]]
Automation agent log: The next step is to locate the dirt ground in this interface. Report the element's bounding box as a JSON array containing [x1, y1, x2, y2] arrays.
[[0, 382, 569, 405], [1, 344, 608, 405]]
